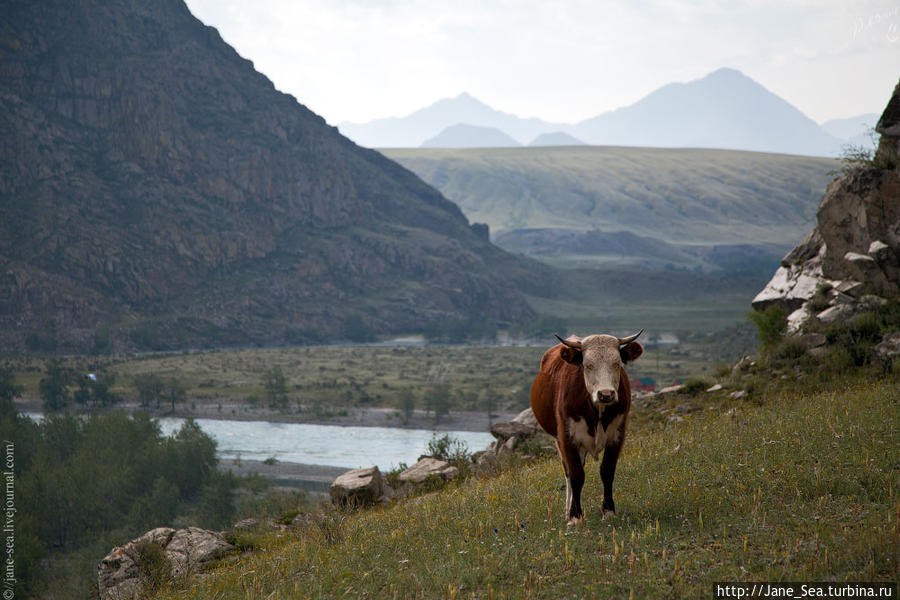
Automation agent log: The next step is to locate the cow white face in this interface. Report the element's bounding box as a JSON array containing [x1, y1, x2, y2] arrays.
[[559, 333, 644, 406]]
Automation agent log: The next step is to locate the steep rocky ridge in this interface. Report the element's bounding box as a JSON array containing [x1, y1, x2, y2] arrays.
[[752, 80, 900, 330], [0, 0, 546, 351]]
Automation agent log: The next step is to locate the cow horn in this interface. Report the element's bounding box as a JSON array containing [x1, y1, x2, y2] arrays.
[[554, 334, 583, 350], [618, 329, 644, 345]]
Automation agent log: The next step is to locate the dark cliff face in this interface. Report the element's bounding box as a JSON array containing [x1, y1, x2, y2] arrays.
[[0, 0, 540, 351]]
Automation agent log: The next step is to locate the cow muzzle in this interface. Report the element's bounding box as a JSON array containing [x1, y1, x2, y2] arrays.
[[595, 389, 617, 404]]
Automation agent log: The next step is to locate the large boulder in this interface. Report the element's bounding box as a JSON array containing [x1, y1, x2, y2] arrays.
[[398, 457, 458, 484], [98, 527, 233, 600], [330, 466, 383, 506]]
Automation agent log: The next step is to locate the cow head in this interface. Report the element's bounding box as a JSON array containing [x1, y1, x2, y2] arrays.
[[555, 330, 644, 406]]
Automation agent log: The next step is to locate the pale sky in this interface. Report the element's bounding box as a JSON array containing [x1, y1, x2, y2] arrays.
[[184, 0, 899, 126]]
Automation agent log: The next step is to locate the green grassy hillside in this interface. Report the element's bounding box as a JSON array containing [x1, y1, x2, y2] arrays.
[[382, 146, 837, 250], [153, 374, 898, 599]]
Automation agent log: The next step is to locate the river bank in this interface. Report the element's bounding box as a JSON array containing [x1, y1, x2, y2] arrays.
[[219, 458, 348, 495], [15, 396, 517, 432]]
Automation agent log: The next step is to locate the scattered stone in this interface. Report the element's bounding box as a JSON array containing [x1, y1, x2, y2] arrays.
[[490, 421, 537, 443], [98, 527, 233, 600], [398, 457, 457, 485], [874, 331, 900, 359], [844, 251, 877, 265], [816, 304, 857, 324], [501, 436, 519, 454], [728, 390, 747, 400], [511, 407, 539, 429], [330, 466, 383, 506], [658, 384, 684, 394], [731, 355, 757, 375], [868, 241, 892, 263], [833, 279, 865, 298], [706, 383, 723, 392], [786, 306, 810, 334], [808, 346, 829, 358], [799, 332, 827, 349], [859, 295, 888, 309]]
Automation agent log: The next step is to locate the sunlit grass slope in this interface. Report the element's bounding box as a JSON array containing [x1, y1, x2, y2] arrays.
[[382, 146, 836, 246], [158, 377, 898, 599]]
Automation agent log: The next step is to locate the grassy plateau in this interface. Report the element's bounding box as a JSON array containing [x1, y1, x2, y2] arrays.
[[151, 372, 898, 599], [382, 146, 836, 247]]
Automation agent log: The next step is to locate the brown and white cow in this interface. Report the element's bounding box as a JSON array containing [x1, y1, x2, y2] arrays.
[[530, 330, 643, 525]]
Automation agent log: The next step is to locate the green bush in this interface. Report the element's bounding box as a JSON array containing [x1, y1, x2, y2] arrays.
[[747, 305, 786, 349], [680, 378, 712, 394]]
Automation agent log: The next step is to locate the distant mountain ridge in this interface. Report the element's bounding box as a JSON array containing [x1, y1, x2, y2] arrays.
[[422, 124, 520, 148], [341, 69, 858, 156], [339, 92, 564, 148], [0, 0, 547, 352]]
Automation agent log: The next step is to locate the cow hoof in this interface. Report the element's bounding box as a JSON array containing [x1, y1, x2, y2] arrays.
[[566, 516, 583, 527], [602, 509, 615, 519]]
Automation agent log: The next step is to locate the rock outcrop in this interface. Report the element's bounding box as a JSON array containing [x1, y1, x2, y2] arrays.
[[98, 527, 233, 600], [752, 80, 900, 332], [330, 466, 384, 506]]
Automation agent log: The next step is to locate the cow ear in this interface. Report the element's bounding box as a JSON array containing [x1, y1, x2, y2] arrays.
[[560, 346, 583, 365], [620, 341, 643, 363]]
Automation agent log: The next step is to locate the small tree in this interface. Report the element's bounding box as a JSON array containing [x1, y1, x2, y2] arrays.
[[263, 366, 288, 409], [134, 374, 165, 409], [748, 305, 787, 350], [482, 388, 500, 427], [0, 364, 23, 417], [431, 383, 451, 425], [397, 388, 415, 422], [39, 359, 72, 412], [165, 378, 186, 413]]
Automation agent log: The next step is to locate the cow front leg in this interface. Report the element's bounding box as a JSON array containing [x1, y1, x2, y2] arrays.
[[561, 441, 585, 525], [600, 441, 622, 516]]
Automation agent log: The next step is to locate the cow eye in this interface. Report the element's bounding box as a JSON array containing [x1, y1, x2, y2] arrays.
[[584, 364, 593, 371]]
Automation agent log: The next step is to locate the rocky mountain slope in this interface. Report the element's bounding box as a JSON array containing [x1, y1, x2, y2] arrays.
[[0, 0, 546, 352], [752, 80, 900, 330]]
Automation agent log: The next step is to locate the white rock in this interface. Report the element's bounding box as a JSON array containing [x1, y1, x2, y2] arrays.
[[786, 306, 810, 334], [816, 304, 857, 324], [398, 457, 458, 484], [868, 240, 891, 261], [844, 251, 877, 265], [658, 384, 684, 394], [729, 390, 747, 400], [330, 466, 383, 506], [706, 384, 723, 392]]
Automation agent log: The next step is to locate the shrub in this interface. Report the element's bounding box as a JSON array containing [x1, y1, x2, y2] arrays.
[[774, 337, 807, 362], [136, 540, 172, 595], [680, 378, 712, 395], [747, 305, 786, 349]]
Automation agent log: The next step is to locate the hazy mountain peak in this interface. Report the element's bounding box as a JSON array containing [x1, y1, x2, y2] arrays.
[[422, 123, 521, 148]]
